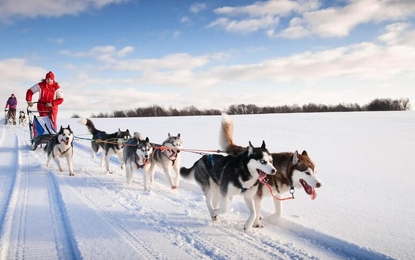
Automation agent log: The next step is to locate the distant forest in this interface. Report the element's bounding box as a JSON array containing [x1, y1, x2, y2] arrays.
[[73, 97, 411, 118]]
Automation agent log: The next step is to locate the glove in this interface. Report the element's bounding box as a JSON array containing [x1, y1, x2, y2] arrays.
[[27, 101, 33, 107], [45, 102, 52, 108]]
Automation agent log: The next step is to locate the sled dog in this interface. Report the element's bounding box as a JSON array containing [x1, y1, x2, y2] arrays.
[[124, 132, 154, 190], [149, 133, 182, 189], [219, 113, 322, 227], [80, 118, 131, 174], [19, 110, 27, 126], [180, 141, 276, 232], [44, 125, 74, 176]]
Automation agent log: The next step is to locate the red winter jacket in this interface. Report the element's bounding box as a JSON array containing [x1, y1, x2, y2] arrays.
[[26, 81, 64, 129]]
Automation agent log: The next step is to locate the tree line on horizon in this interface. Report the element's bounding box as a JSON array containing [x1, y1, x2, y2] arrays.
[[72, 97, 411, 118]]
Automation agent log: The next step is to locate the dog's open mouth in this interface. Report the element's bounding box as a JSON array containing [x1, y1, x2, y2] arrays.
[[257, 169, 267, 182], [143, 158, 148, 165], [300, 179, 317, 200], [60, 139, 69, 145]]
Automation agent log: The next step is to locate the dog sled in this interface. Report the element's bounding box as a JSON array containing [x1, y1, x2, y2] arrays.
[[27, 103, 57, 150], [4, 109, 16, 125]]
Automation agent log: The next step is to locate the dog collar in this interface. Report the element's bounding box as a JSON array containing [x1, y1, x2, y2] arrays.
[[241, 179, 259, 192], [58, 147, 70, 155]]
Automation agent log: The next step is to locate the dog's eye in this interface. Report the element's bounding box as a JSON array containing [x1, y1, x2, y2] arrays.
[[305, 171, 311, 175], [260, 159, 266, 165]]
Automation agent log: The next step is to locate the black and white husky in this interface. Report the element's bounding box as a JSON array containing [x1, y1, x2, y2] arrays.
[[80, 118, 131, 174], [44, 125, 74, 176], [180, 141, 276, 232], [19, 110, 27, 126], [149, 133, 182, 189], [123, 133, 154, 190], [219, 113, 322, 227]]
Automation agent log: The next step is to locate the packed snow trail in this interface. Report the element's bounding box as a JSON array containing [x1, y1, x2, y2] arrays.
[[0, 123, 393, 259]]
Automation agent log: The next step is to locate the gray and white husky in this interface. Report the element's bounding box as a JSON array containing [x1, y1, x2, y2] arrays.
[[219, 113, 322, 227], [123, 133, 154, 190], [180, 141, 276, 232], [19, 110, 27, 126], [80, 118, 131, 174], [44, 125, 74, 176], [149, 133, 182, 189]]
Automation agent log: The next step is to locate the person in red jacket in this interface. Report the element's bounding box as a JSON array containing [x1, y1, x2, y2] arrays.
[[26, 71, 64, 130]]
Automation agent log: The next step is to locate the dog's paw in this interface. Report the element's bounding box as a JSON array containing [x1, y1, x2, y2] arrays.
[[171, 185, 178, 189], [254, 223, 264, 229], [59, 168, 64, 172], [267, 213, 282, 222], [69, 173, 74, 176], [211, 215, 218, 221], [243, 226, 252, 233]]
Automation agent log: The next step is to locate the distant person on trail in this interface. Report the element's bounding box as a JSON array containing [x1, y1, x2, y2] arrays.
[[26, 71, 64, 130], [4, 93, 17, 125]]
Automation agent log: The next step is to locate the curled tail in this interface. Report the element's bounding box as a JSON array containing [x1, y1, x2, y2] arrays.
[[219, 113, 245, 155], [79, 118, 97, 134], [219, 113, 235, 151]]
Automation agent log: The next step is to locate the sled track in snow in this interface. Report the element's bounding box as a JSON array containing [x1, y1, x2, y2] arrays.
[[0, 129, 80, 259], [45, 170, 82, 259]]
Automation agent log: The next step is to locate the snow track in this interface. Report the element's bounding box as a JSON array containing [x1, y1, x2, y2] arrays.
[[0, 124, 392, 259]]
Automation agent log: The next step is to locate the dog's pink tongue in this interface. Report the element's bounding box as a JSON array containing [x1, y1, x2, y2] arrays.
[[310, 187, 317, 200], [258, 172, 267, 182]]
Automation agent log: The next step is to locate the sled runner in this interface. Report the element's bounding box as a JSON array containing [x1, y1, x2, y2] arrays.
[[27, 103, 57, 150]]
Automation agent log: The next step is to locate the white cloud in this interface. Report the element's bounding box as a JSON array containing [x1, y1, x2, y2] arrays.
[[208, 16, 279, 34], [209, 0, 319, 34], [378, 23, 415, 46], [210, 0, 415, 39], [281, 0, 415, 38], [0, 0, 129, 21], [62, 45, 134, 61], [190, 3, 207, 14]]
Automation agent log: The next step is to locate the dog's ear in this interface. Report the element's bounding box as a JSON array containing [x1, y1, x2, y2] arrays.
[[145, 137, 149, 142], [301, 150, 308, 156], [261, 140, 266, 149], [67, 125, 71, 131], [293, 150, 299, 165], [168, 133, 171, 138], [248, 141, 254, 155], [177, 133, 180, 138]]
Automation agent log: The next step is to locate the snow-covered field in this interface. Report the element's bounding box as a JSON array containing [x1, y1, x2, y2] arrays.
[[0, 111, 414, 259]]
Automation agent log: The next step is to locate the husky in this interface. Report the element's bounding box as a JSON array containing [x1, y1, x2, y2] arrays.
[[149, 133, 182, 189], [180, 141, 276, 232], [219, 113, 322, 227], [19, 110, 27, 126], [123, 132, 154, 190], [44, 125, 74, 176], [80, 118, 131, 174]]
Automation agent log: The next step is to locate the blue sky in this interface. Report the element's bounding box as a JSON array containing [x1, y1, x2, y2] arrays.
[[1, 0, 415, 117]]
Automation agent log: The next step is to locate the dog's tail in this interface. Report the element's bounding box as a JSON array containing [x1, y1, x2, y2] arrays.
[[180, 163, 197, 181], [133, 132, 145, 142], [219, 113, 245, 155], [79, 118, 96, 134]]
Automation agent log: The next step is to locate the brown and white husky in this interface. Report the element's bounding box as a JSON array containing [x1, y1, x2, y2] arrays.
[[219, 113, 322, 228]]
